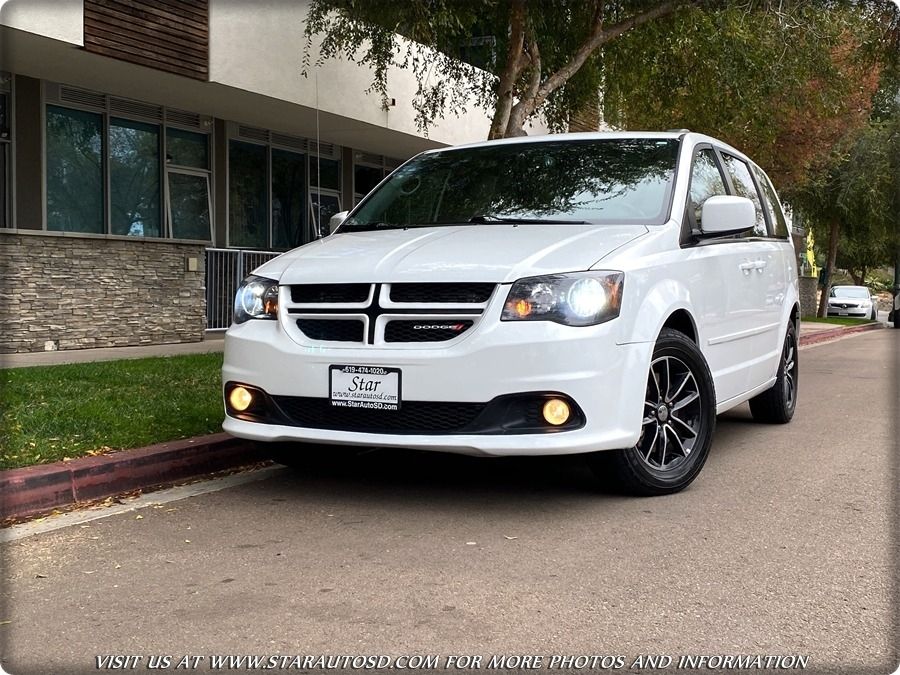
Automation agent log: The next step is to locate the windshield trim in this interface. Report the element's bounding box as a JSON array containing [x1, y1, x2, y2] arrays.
[[337, 137, 684, 234]]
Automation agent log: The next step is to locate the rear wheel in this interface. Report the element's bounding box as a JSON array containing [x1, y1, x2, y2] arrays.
[[589, 328, 716, 496], [748, 322, 798, 424]]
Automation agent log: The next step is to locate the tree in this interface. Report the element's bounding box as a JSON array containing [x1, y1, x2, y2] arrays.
[[303, 0, 897, 151]]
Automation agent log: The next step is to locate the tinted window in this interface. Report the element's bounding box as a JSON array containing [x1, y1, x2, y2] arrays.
[[46, 106, 104, 233], [688, 149, 727, 230], [345, 139, 680, 229], [752, 165, 789, 238], [229, 140, 267, 248], [109, 118, 161, 237], [722, 154, 767, 237]]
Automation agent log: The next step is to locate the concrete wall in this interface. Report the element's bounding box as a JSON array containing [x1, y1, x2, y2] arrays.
[[208, 0, 497, 147], [0, 232, 207, 353], [0, 0, 83, 45]]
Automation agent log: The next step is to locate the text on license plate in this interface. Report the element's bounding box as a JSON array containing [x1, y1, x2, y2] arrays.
[[329, 365, 401, 410]]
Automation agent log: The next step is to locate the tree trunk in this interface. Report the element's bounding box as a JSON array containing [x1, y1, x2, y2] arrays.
[[817, 220, 840, 318], [488, 0, 527, 140]]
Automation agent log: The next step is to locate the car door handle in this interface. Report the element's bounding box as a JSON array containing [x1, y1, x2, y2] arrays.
[[739, 259, 767, 275]]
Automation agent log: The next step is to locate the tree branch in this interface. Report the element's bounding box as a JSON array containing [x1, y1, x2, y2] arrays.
[[517, 0, 691, 127], [506, 30, 542, 136]]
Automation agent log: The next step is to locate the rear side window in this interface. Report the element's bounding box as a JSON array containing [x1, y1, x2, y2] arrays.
[[722, 154, 768, 237], [752, 165, 789, 239], [688, 149, 728, 230]]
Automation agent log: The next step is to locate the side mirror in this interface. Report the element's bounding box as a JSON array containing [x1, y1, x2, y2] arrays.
[[325, 211, 349, 236], [700, 196, 755, 236]]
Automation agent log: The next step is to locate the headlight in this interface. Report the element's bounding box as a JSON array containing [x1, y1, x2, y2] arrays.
[[501, 272, 624, 326], [233, 275, 279, 324]]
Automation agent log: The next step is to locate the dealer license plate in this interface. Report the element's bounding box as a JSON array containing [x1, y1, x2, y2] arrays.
[[329, 365, 401, 410]]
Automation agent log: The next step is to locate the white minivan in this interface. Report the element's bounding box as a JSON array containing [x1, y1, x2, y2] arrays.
[[222, 132, 799, 495]]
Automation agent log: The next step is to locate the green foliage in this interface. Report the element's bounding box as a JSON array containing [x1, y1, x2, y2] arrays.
[[0, 353, 224, 469]]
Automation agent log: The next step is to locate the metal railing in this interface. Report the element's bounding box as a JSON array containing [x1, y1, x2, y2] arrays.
[[205, 248, 280, 330]]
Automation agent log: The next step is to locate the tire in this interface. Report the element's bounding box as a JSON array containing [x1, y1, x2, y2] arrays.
[[262, 441, 360, 470], [894, 309, 900, 329], [748, 322, 798, 424], [588, 328, 716, 496]]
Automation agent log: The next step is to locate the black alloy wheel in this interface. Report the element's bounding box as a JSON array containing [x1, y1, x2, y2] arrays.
[[590, 328, 716, 496], [749, 322, 799, 424]]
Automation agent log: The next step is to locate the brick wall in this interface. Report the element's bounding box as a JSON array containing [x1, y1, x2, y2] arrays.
[[0, 232, 206, 353]]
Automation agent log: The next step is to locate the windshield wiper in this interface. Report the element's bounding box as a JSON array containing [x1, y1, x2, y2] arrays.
[[468, 214, 589, 225]]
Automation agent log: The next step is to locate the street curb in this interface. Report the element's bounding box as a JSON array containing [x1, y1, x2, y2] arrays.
[[0, 321, 885, 522], [0, 433, 264, 521], [798, 321, 884, 347]]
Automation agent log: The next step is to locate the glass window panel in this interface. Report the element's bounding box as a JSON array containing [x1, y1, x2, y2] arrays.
[[272, 148, 307, 249], [229, 140, 268, 248], [0, 143, 6, 228], [354, 164, 383, 198], [752, 165, 789, 238], [46, 105, 104, 233], [310, 191, 340, 232], [0, 93, 8, 138], [689, 149, 727, 229], [168, 172, 211, 240], [110, 117, 161, 237], [166, 127, 208, 169], [309, 157, 340, 190], [722, 154, 768, 237]]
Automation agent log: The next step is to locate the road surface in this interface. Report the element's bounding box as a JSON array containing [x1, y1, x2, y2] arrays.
[[1, 330, 897, 674]]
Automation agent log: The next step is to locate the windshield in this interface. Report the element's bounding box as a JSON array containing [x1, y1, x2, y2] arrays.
[[831, 287, 869, 298], [342, 138, 680, 231]]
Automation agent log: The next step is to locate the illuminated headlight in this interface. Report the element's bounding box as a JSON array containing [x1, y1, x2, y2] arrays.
[[859, 300, 871, 307], [501, 272, 624, 326], [233, 275, 279, 324]]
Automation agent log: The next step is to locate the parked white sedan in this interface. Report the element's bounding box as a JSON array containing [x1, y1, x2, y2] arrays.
[[827, 285, 878, 321]]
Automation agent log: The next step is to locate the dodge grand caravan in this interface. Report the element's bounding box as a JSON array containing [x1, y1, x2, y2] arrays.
[[222, 132, 799, 495]]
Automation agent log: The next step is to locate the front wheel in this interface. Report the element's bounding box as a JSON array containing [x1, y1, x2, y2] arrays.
[[589, 328, 716, 496], [748, 322, 798, 424]]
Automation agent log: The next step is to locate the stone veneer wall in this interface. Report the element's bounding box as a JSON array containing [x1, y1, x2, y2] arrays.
[[0, 232, 206, 353]]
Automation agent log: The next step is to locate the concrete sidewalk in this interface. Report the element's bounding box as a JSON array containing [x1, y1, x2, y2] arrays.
[[0, 321, 885, 369], [0, 333, 224, 369]]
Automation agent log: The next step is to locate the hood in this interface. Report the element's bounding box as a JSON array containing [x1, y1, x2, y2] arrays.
[[256, 224, 649, 284]]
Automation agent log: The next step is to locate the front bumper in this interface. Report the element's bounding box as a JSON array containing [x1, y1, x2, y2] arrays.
[[222, 304, 652, 457], [827, 306, 869, 317]]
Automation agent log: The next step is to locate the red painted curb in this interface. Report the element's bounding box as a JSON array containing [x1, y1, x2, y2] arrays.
[[0, 433, 264, 520], [799, 321, 884, 347]]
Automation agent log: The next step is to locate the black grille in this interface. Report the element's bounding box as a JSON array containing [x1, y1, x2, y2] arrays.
[[271, 397, 487, 433], [296, 319, 364, 342], [291, 284, 370, 303], [390, 283, 495, 304], [385, 320, 473, 343]]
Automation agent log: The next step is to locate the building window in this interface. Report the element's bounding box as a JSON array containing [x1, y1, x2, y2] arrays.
[[46, 105, 105, 233], [0, 86, 10, 229], [227, 130, 335, 250], [353, 153, 402, 206], [109, 117, 161, 237], [44, 88, 212, 240], [228, 140, 268, 248]]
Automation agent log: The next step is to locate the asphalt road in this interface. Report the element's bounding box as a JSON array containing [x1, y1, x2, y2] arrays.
[[2, 330, 897, 675]]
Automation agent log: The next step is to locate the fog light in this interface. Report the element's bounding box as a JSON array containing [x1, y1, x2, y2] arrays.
[[542, 398, 571, 426], [229, 386, 253, 412]]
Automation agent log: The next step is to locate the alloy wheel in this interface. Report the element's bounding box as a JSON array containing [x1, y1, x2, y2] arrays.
[[783, 335, 797, 409], [637, 356, 703, 471]]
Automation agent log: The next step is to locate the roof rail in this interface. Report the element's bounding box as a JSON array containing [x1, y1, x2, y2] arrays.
[[666, 128, 691, 133]]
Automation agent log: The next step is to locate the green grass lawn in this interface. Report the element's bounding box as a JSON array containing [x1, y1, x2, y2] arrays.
[[0, 353, 224, 470], [801, 316, 876, 326]]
